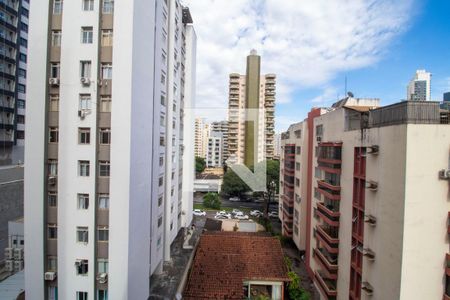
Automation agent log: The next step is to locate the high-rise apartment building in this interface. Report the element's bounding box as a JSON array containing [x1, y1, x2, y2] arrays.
[[407, 69, 431, 101], [274, 132, 282, 159], [444, 92, 450, 102], [24, 1, 196, 299], [211, 120, 229, 162], [205, 132, 222, 168], [0, 0, 29, 165], [194, 117, 210, 158], [228, 50, 275, 166], [280, 97, 450, 299]]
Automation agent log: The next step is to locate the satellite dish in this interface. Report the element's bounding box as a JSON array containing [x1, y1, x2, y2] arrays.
[[347, 91, 354, 98]]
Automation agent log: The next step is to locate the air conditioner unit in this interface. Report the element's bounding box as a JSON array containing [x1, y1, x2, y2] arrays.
[[439, 169, 450, 180], [5, 248, 13, 260], [363, 248, 376, 261], [5, 260, 14, 272], [14, 248, 23, 260], [48, 176, 57, 185], [365, 180, 378, 191], [80, 77, 91, 86], [13, 260, 23, 271], [44, 272, 57, 281], [78, 109, 91, 119], [49, 78, 59, 85], [96, 273, 108, 284], [367, 145, 379, 155], [316, 136, 322, 142]]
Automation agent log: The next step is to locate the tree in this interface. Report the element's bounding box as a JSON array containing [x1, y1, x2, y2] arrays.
[[252, 160, 280, 216], [221, 169, 250, 198], [195, 156, 206, 174], [203, 192, 221, 209]]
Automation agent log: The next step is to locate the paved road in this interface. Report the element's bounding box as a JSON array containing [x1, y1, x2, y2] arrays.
[[194, 193, 279, 212]]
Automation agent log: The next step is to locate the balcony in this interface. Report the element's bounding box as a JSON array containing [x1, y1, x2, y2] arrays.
[[318, 162, 341, 174], [317, 180, 341, 191], [315, 271, 337, 299], [317, 202, 340, 226], [315, 226, 339, 254], [314, 248, 338, 279], [317, 186, 341, 201]]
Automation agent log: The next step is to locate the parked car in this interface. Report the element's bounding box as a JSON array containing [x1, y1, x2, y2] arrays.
[[215, 211, 231, 219], [250, 210, 262, 217], [214, 214, 231, 219], [232, 209, 243, 215], [193, 209, 206, 217], [229, 197, 240, 202], [235, 214, 249, 220], [268, 211, 279, 218]]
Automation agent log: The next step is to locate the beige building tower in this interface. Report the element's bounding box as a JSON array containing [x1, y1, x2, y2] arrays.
[[228, 50, 275, 166]]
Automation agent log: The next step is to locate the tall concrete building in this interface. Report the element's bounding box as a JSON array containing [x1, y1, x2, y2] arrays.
[[407, 69, 431, 101], [194, 117, 210, 159], [211, 120, 229, 162], [274, 132, 282, 159], [444, 92, 450, 102], [279, 98, 450, 299], [0, 0, 29, 165], [228, 50, 275, 166], [24, 0, 196, 299], [205, 132, 222, 168]]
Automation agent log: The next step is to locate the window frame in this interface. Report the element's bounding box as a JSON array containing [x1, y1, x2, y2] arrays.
[[77, 193, 89, 210]]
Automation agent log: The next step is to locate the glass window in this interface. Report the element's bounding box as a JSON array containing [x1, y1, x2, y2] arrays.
[[17, 100, 25, 109], [158, 216, 163, 227], [47, 256, 57, 271], [48, 160, 58, 176], [53, 0, 63, 14], [76, 227, 89, 243], [80, 61, 91, 78], [48, 224, 57, 239], [79, 94, 91, 110], [101, 29, 113, 46], [18, 68, 26, 78], [98, 259, 108, 273], [78, 160, 90, 177], [78, 128, 91, 144], [77, 194, 89, 210], [48, 192, 57, 207], [50, 63, 60, 78], [314, 167, 321, 179], [98, 194, 109, 209], [102, 0, 113, 14], [82, 0, 94, 11], [49, 127, 58, 143], [159, 177, 163, 186], [99, 128, 111, 144], [161, 94, 166, 106], [98, 227, 109, 241], [81, 27, 93, 44], [98, 290, 108, 300], [100, 96, 111, 112], [19, 53, 27, 63], [75, 260, 88, 276], [18, 84, 26, 93], [49, 95, 59, 111], [99, 161, 110, 177], [51, 31, 61, 46], [101, 63, 112, 79], [158, 195, 163, 207]]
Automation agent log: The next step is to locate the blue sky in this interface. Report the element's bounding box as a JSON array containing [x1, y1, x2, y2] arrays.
[[277, 0, 450, 131], [185, 0, 450, 132]]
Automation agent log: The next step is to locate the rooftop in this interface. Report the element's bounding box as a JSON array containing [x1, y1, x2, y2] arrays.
[[183, 232, 290, 300]]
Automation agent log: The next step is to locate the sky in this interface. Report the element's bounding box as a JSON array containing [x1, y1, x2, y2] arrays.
[[183, 0, 450, 132]]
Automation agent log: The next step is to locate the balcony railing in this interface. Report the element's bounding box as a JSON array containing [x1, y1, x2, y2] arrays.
[[315, 271, 337, 299], [317, 202, 340, 226], [314, 248, 338, 279], [317, 186, 341, 201], [316, 226, 339, 254], [317, 180, 341, 191]]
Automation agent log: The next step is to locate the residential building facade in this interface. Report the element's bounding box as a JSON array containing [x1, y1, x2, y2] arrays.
[[0, 0, 29, 165], [194, 117, 209, 159], [228, 50, 275, 166], [211, 120, 228, 162], [280, 98, 450, 299], [24, 1, 196, 299], [407, 69, 431, 101], [205, 131, 222, 168]]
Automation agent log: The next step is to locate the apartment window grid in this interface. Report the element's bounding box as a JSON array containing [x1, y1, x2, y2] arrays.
[[78, 128, 91, 144], [76, 226, 89, 243], [82, 0, 94, 11], [81, 27, 93, 44], [98, 194, 109, 209], [99, 161, 110, 177], [78, 160, 90, 177], [77, 194, 89, 210]]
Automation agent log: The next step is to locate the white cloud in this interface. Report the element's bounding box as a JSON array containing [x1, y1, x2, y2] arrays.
[[309, 87, 339, 105], [183, 0, 414, 120]]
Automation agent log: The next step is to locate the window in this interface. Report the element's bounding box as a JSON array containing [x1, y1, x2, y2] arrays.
[[295, 178, 300, 187], [159, 177, 163, 187], [316, 124, 323, 137], [51, 31, 61, 46], [76, 227, 89, 243], [79, 94, 91, 110], [98, 194, 109, 209], [81, 27, 93, 44], [80, 61, 91, 78], [21, 22, 28, 32], [161, 51, 167, 65], [159, 156, 164, 166], [17, 100, 25, 109], [76, 292, 88, 300], [296, 146, 301, 155], [99, 128, 111, 144], [98, 227, 109, 241], [18, 84, 26, 93], [314, 188, 321, 200], [78, 160, 90, 177], [160, 136, 165, 146], [20, 37, 27, 47], [78, 128, 91, 144], [16, 131, 25, 139], [21, 8, 29, 18], [100, 96, 111, 112], [98, 290, 108, 300], [48, 224, 57, 239], [101, 30, 113, 46], [47, 256, 57, 271], [82, 0, 94, 11], [161, 73, 166, 85], [77, 194, 89, 210], [161, 94, 166, 106], [75, 260, 88, 276], [314, 167, 321, 179], [16, 115, 25, 124], [160, 114, 165, 127], [101, 63, 112, 79], [48, 160, 58, 176], [98, 259, 108, 273], [19, 53, 27, 63], [49, 95, 59, 111], [99, 161, 110, 177], [18, 68, 26, 78], [158, 195, 163, 207], [50, 63, 60, 78], [53, 0, 63, 14], [296, 162, 300, 171], [102, 0, 113, 14], [48, 127, 58, 143], [48, 192, 57, 207], [158, 215, 163, 227]]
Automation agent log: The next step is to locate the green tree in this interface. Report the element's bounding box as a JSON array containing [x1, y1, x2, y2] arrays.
[[252, 160, 280, 216], [287, 271, 311, 300], [195, 156, 206, 174], [221, 169, 250, 198], [203, 192, 221, 209]]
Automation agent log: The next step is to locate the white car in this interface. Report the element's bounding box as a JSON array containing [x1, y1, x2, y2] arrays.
[[193, 209, 206, 217], [232, 209, 243, 215], [268, 211, 279, 218], [235, 214, 249, 220], [214, 214, 231, 219], [250, 210, 263, 217], [229, 197, 240, 202]]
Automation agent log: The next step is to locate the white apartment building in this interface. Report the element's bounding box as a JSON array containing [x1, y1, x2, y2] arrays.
[[407, 69, 431, 101], [279, 98, 450, 299], [194, 117, 210, 159], [24, 1, 196, 299], [205, 132, 223, 168], [211, 120, 229, 161]]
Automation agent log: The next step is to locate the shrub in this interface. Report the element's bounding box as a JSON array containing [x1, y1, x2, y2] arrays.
[[203, 192, 221, 209]]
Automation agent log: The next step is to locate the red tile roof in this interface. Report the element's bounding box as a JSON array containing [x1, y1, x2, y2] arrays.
[[183, 232, 290, 300]]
